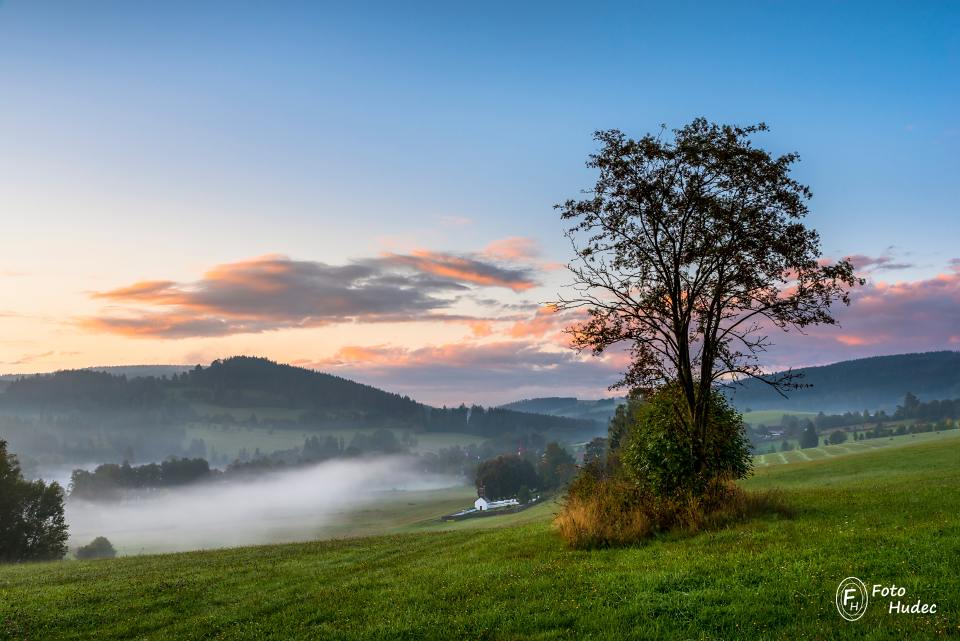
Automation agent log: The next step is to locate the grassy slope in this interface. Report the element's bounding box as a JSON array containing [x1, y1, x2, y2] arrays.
[[754, 427, 960, 466], [2, 440, 958, 640]]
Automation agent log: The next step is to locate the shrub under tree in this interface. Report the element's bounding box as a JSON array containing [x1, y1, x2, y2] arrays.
[[621, 384, 752, 497]]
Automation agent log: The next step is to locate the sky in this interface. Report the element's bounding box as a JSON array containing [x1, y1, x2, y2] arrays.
[[0, 1, 958, 405]]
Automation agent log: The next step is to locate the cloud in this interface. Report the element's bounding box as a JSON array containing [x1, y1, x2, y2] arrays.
[[758, 259, 960, 368], [2, 350, 55, 366], [380, 250, 537, 292], [313, 340, 623, 406], [482, 237, 541, 262], [846, 253, 914, 273], [80, 250, 541, 339]]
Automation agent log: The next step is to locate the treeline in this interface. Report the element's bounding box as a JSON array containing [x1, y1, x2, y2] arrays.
[[65, 426, 566, 500], [754, 393, 960, 434], [70, 458, 212, 499], [0, 356, 596, 437]]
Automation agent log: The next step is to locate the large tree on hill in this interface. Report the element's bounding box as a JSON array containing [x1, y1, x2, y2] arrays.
[[556, 118, 860, 479]]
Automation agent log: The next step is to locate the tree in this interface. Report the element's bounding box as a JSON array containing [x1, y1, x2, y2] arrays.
[[475, 455, 539, 500], [583, 437, 608, 469], [516, 485, 532, 505], [799, 421, 819, 449], [76, 536, 116, 560], [828, 430, 848, 445], [556, 119, 859, 481], [0, 440, 68, 563], [537, 442, 576, 489]]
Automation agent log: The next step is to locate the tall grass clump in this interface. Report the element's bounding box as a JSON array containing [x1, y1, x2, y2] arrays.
[[557, 385, 792, 549]]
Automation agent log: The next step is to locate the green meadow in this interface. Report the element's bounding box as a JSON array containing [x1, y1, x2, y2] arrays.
[[1, 437, 957, 640]]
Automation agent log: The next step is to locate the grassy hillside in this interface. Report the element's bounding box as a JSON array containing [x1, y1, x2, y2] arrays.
[[1, 437, 957, 639], [754, 427, 960, 466]]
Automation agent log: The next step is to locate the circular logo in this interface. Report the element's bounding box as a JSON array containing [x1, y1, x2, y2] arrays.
[[836, 577, 869, 621]]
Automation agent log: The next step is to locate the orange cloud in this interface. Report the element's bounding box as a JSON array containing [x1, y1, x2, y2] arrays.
[[482, 237, 540, 262], [507, 305, 563, 339], [383, 250, 537, 292]]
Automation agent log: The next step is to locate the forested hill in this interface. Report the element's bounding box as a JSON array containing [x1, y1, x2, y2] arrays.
[[729, 351, 960, 412], [0, 356, 597, 435], [499, 397, 624, 424]]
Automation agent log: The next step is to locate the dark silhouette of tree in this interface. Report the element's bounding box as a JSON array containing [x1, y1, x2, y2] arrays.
[[0, 440, 68, 562], [75, 536, 116, 560], [799, 421, 819, 449], [583, 437, 607, 469], [537, 442, 576, 489], [556, 118, 860, 480], [475, 455, 539, 500], [828, 430, 848, 445]]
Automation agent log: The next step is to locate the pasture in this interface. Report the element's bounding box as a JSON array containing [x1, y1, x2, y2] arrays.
[[1, 432, 957, 640]]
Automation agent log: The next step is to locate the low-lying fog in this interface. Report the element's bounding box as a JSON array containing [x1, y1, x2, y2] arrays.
[[66, 457, 462, 554]]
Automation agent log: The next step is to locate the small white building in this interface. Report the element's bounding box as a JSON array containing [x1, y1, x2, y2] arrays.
[[474, 496, 519, 511]]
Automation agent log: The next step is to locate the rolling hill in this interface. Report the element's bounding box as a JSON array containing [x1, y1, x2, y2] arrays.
[[729, 351, 960, 412], [0, 356, 597, 436]]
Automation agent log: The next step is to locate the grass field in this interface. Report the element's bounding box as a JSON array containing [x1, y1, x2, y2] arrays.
[[741, 409, 820, 426], [754, 427, 960, 466], [1, 437, 957, 639]]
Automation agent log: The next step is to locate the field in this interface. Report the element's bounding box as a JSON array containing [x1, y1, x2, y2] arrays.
[[2, 434, 957, 640], [754, 427, 960, 466], [741, 409, 820, 426]]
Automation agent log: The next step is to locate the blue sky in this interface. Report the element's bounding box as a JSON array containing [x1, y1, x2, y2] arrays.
[[1, 1, 958, 403]]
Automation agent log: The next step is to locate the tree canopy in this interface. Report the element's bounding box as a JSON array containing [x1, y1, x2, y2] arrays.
[[556, 118, 860, 478], [0, 440, 68, 563]]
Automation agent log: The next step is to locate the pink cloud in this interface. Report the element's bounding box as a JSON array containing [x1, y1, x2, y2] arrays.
[[757, 259, 960, 368], [482, 237, 541, 262]]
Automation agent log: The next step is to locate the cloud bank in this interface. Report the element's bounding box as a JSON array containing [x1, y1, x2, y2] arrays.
[[81, 248, 539, 338]]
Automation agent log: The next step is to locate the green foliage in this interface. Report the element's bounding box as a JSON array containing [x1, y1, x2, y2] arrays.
[[475, 455, 539, 500], [621, 384, 752, 497], [0, 440, 68, 563], [828, 430, 849, 445], [536, 442, 576, 490], [516, 486, 531, 505], [69, 458, 212, 500], [75, 537, 116, 560], [799, 421, 819, 449]]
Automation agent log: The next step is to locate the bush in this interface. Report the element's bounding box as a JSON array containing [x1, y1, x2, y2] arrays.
[[828, 430, 848, 445], [75, 536, 116, 560], [620, 384, 752, 498], [556, 470, 793, 549]]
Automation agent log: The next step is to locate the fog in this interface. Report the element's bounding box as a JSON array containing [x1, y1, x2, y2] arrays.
[[66, 456, 462, 554]]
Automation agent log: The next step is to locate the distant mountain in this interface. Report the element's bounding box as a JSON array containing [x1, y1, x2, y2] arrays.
[[0, 356, 596, 436], [729, 351, 960, 412], [500, 396, 624, 425]]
